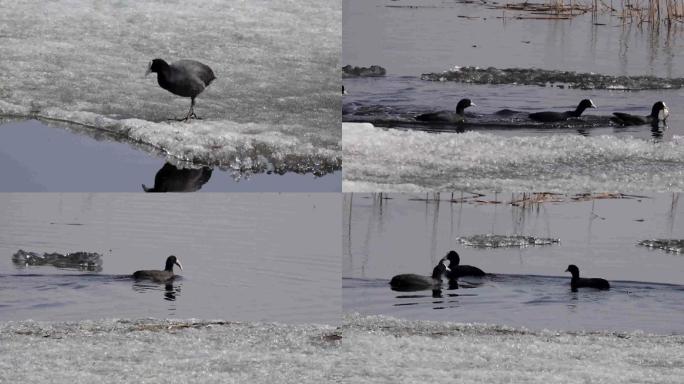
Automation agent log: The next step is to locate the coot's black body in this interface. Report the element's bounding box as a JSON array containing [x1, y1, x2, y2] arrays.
[[611, 101, 669, 126], [565, 264, 610, 291], [529, 99, 596, 122], [146, 58, 216, 121], [390, 259, 450, 291], [443, 250, 485, 278], [415, 98, 475, 124], [133, 255, 183, 282]]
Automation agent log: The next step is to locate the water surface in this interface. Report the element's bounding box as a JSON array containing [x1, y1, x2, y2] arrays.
[[0, 193, 341, 323], [343, 193, 684, 332], [342, 0, 684, 191], [0, 120, 340, 192]]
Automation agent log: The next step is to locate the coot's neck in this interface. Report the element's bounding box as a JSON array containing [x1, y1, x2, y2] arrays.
[[154, 62, 172, 90], [650, 104, 665, 119], [164, 261, 175, 272], [157, 71, 172, 91], [456, 104, 467, 116], [572, 104, 588, 117], [650, 106, 659, 118], [569, 270, 579, 279], [432, 264, 445, 279]]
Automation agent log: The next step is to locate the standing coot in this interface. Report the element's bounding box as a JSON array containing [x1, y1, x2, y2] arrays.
[[565, 264, 610, 291], [529, 99, 596, 122], [415, 98, 475, 124], [133, 255, 183, 282], [389, 258, 450, 291], [611, 101, 669, 126], [444, 250, 485, 278], [146, 58, 216, 121]]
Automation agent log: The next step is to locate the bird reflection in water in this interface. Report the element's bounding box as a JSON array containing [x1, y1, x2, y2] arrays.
[[142, 162, 212, 192], [132, 280, 182, 302]]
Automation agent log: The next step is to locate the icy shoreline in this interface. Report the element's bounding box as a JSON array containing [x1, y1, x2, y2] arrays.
[[1, 102, 341, 175], [2, 314, 682, 383], [343, 122, 684, 192], [0, 0, 341, 176]]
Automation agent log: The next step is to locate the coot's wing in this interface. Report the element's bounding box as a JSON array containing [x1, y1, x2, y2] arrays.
[[415, 111, 441, 121], [175, 60, 216, 86], [165, 65, 207, 98], [611, 112, 645, 126], [416, 111, 461, 123], [529, 111, 563, 122]]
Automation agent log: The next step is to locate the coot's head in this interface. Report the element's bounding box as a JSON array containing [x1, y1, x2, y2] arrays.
[[651, 101, 669, 121], [145, 58, 169, 76], [444, 250, 460, 266], [165, 255, 183, 272], [456, 98, 475, 113], [579, 99, 597, 110], [565, 264, 579, 278]]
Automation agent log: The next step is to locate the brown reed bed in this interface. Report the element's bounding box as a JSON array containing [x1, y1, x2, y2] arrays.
[[491, 0, 684, 24]]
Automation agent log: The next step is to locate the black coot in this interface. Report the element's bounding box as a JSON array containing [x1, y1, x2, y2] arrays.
[[565, 264, 610, 291], [389, 258, 450, 291], [529, 99, 596, 122], [133, 255, 183, 282], [146, 58, 216, 121], [611, 101, 669, 126], [415, 99, 475, 124], [444, 250, 485, 278]]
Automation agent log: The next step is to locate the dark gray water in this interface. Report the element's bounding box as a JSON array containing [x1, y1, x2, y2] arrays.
[[0, 120, 340, 192], [343, 0, 684, 77], [0, 194, 341, 323], [342, 0, 684, 191], [343, 193, 684, 332]]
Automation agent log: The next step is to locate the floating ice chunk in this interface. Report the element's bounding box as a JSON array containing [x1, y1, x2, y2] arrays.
[[421, 66, 684, 90], [456, 234, 560, 248], [638, 239, 684, 254], [12, 249, 103, 271]]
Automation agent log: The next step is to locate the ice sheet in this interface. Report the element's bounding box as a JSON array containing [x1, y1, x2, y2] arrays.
[[1, 315, 682, 383], [343, 123, 684, 191], [0, 0, 340, 175]]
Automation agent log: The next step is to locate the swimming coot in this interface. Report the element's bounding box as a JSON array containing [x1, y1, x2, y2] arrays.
[[529, 99, 596, 122], [565, 264, 609, 291], [415, 98, 475, 124], [611, 101, 669, 126], [146, 58, 216, 121], [389, 258, 450, 291], [444, 250, 485, 278], [133, 255, 183, 282]]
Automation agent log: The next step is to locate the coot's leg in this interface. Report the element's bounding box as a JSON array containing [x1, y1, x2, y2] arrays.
[[179, 97, 199, 121]]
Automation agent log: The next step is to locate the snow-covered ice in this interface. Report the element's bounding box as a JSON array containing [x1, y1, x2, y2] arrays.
[[1, 315, 683, 383], [0, 0, 340, 175], [343, 123, 684, 191]]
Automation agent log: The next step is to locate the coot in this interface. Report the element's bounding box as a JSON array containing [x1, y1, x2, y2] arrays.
[[443, 250, 485, 278], [565, 264, 610, 291], [389, 258, 450, 291], [611, 101, 669, 126], [529, 99, 596, 122], [415, 98, 475, 124], [146, 58, 216, 121], [133, 255, 183, 282]]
